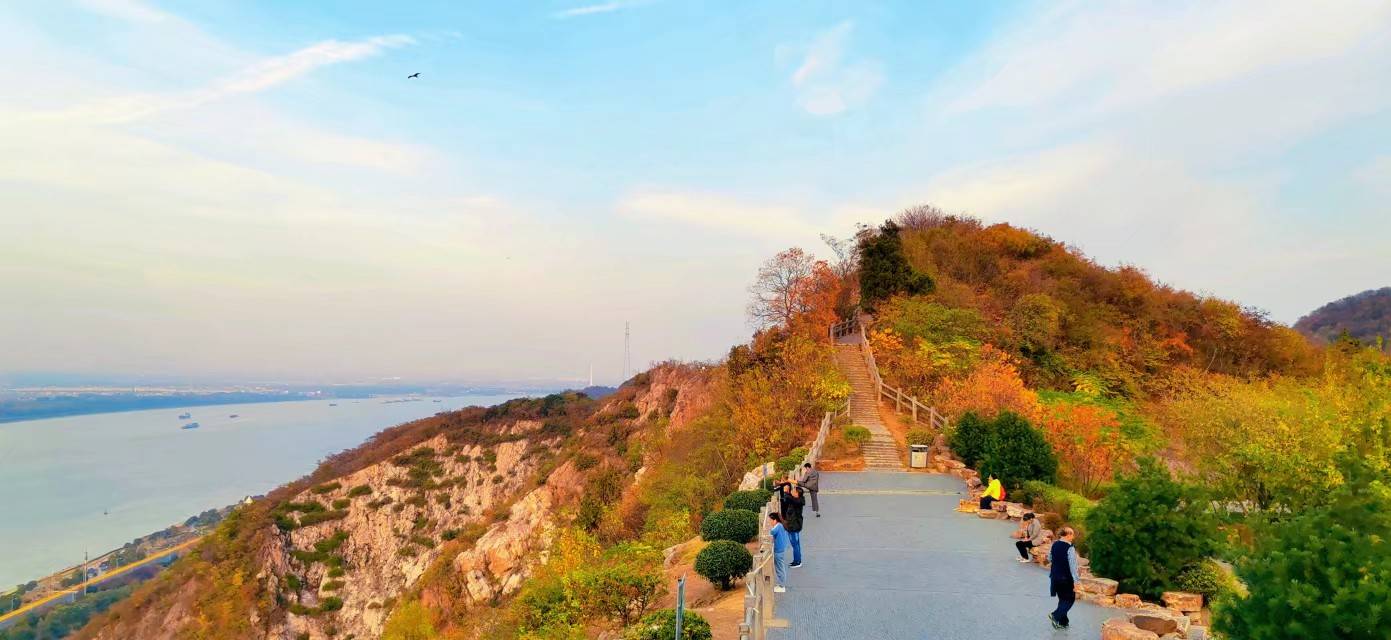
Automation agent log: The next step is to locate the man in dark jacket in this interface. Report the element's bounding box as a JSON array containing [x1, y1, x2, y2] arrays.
[[1047, 527, 1080, 629], [800, 462, 821, 517], [775, 476, 806, 567]]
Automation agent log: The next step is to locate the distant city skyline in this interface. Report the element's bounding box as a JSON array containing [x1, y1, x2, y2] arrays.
[[2, 1, 1388, 381]]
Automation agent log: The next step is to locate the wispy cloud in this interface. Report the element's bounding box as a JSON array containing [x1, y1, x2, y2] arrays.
[[617, 189, 817, 239], [551, 1, 650, 19], [783, 21, 883, 116], [77, 0, 173, 23], [37, 35, 415, 125]]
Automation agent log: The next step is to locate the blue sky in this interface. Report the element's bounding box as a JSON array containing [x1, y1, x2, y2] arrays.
[[2, 0, 1388, 384]]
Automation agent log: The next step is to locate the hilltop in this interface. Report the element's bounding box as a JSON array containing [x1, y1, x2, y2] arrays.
[[1294, 286, 1391, 349]]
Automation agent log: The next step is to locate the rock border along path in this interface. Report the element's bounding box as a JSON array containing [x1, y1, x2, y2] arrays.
[[766, 471, 1108, 640]]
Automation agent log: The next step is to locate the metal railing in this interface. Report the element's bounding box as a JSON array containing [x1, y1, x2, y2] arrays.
[[738, 406, 841, 640], [831, 315, 948, 430]]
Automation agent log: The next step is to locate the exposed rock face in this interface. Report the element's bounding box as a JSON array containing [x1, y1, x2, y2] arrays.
[[1116, 593, 1143, 608], [275, 431, 552, 640]]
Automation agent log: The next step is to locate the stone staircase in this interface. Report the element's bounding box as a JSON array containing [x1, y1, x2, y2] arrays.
[[833, 344, 904, 470]]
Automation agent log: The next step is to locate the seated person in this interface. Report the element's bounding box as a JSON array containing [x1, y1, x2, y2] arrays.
[[978, 475, 1004, 510], [1012, 512, 1045, 562]]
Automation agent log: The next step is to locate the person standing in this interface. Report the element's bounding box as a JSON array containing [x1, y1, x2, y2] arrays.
[[800, 462, 821, 517], [769, 512, 790, 593], [1047, 527, 1079, 629], [1014, 512, 1045, 563], [775, 476, 806, 568]]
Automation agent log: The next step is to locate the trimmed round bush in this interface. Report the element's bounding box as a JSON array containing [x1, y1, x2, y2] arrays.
[[625, 609, 712, 640], [977, 412, 1058, 491], [844, 425, 871, 445], [700, 509, 758, 543], [948, 412, 993, 467], [723, 489, 772, 513], [694, 540, 753, 590]]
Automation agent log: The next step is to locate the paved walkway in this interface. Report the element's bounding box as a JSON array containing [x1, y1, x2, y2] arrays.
[[768, 472, 1106, 640]]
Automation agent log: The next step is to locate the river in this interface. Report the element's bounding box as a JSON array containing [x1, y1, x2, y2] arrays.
[[0, 393, 522, 587]]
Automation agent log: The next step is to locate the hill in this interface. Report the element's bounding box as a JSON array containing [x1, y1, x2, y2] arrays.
[[1294, 286, 1391, 349], [74, 208, 1391, 640]]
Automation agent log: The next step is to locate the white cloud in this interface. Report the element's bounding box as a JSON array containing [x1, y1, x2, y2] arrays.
[[617, 189, 818, 239], [551, 1, 650, 19], [35, 35, 415, 125], [77, 0, 173, 23], [942, 0, 1391, 117], [784, 21, 883, 116]]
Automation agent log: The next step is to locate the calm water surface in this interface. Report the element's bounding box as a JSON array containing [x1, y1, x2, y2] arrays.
[[0, 394, 520, 587]]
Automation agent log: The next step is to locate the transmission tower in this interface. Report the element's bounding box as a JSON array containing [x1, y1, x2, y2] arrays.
[[623, 322, 631, 381]]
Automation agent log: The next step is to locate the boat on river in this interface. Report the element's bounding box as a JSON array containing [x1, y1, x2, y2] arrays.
[[181, 422, 200, 430]]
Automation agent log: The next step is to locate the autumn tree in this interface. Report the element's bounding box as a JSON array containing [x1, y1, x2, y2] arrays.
[[933, 346, 1041, 422], [747, 248, 828, 331], [1038, 401, 1125, 496]]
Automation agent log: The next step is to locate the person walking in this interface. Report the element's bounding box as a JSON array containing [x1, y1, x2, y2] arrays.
[[775, 476, 807, 568], [1013, 512, 1045, 563], [769, 512, 790, 593], [800, 462, 821, 517], [1047, 527, 1080, 629], [979, 475, 1004, 510]]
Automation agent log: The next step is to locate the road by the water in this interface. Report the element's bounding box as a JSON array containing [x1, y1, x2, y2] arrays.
[[767, 472, 1107, 640]]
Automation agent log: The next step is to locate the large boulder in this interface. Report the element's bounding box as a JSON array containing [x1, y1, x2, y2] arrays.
[[1077, 577, 1119, 596], [1101, 617, 1160, 640], [1161, 591, 1203, 613], [1005, 504, 1027, 520], [1080, 593, 1116, 607], [976, 509, 999, 519], [1131, 609, 1190, 636], [1115, 593, 1143, 608], [738, 462, 775, 490]]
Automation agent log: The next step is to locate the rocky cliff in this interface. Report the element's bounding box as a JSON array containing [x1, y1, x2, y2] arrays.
[[77, 364, 715, 640]]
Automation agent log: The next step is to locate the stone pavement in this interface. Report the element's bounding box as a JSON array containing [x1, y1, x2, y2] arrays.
[[767, 471, 1107, 640]]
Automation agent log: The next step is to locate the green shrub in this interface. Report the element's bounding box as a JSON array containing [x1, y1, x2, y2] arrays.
[[1019, 481, 1095, 523], [566, 545, 666, 626], [906, 428, 934, 446], [331, 499, 351, 510], [775, 447, 809, 473], [699, 510, 758, 543], [949, 412, 994, 467], [858, 220, 933, 307], [347, 485, 373, 497], [624, 609, 712, 640], [321, 580, 345, 592], [617, 403, 641, 420], [310, 482, 341, 495], [844, 425, 871, 445], [297, 510, 349, 527], [977, 412, 1057, 491], [722, 489, 772, 513], [694, 540, 753, 590], [1175, 560, 1237, 603], [327, 567, 345, 578], [1085, 459, 1216, 599], [1215, 457, 1391, 639], [318, 596, 343, 612]]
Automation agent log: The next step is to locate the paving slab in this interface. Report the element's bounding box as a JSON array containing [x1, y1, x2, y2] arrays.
[[767, 471, 1107, 640]]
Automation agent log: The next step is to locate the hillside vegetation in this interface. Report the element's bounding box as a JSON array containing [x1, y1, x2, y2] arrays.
[[1295, 286, 1391, 349], [76, 207, 1390, 640]]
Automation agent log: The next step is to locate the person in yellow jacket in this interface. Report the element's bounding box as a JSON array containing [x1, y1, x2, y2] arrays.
[[979, 475, 1004, 510]]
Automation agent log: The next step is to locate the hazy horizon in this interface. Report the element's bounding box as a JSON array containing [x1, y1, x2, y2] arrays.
[[4, 0, 1389, 383]]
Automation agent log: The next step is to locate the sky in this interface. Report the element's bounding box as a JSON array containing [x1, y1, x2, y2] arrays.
[[2, 0, 1389, 386]]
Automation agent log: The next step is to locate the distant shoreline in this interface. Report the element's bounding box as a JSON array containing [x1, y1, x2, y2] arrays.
[[0, 393, 320, 425]]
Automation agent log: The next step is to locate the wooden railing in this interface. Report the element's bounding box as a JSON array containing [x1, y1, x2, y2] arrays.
[[830, 315, 948, 430], [738, 401, 845, 640]]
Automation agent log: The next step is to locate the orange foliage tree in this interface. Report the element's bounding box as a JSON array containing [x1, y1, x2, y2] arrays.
[[933, 346, 1041, 422], [1038, 401, 1125, 496]]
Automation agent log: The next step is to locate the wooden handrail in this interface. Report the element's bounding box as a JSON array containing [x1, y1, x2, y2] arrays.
[[850, 314, 948, 430]]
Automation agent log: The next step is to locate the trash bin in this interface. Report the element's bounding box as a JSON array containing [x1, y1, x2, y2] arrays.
[[910, 444, 929, 468]]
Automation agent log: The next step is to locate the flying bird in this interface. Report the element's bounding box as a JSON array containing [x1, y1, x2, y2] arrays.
[[407, 72, 421, 79]]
